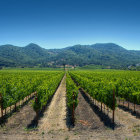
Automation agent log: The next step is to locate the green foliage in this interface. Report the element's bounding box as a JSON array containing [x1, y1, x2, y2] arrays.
[[130, 92, 140, 105], [78, 64, 106, 70], [69, 70, 140, 107], [66, 73, 78, 110], [69, 72, 117, 110], [0, 43, 140, 69], [0, 70, 64, 110], [33, 72, 64, 112]]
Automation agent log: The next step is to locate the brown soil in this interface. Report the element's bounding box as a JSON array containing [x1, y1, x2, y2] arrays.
[[74, 91, 106, 131], [0, 99, 36, 135], [0, 75, 140, 140], [117, 99, 140, 118], [39, 74, 67, 131]]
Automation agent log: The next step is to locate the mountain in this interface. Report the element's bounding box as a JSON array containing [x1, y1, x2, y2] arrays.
[[0, 43, 140, 69]]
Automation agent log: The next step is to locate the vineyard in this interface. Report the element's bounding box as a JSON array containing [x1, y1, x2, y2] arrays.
[[0, 69, 140, 139], [0, 70, 64, 119], [69, 70, 140, 108], [69, 70, 140, 127], [66, 73, 78, 124]]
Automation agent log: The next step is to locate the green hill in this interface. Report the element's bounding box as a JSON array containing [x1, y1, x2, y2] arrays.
[[0, 43, 140, 69]]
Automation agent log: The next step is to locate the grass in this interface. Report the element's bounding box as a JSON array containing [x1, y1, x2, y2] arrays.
[[65, 136, 69, 140], [24, 126, 38, 131], [48, 129, 54, 134], [74, 131, 79, 135]]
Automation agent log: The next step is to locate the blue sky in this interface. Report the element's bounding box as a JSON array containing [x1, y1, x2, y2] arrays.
[[0, 0, 140, 50]]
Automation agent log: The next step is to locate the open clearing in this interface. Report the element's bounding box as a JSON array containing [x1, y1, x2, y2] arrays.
[[0, 75, 140, 140]]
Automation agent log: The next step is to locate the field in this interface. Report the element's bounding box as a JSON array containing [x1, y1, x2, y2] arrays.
[[0, 69, 140, 140]]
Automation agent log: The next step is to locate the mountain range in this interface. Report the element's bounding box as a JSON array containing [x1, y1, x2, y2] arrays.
[[0, 43, 140, 69]]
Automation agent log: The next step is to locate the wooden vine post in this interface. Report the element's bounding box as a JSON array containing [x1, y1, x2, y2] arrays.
[[35, 92, 39, 121], [5, 108, 6, 115], [128, 98, 129, 110], [10, 105, 12, 114], [15, 103, 17, 112], [0, 93, 3, 118], [134, 102, 136, 113], [123, 100, 124, 106], [112, 88, 115, 127], [101, 102, 102, 112], [72, 92, 75, 124]]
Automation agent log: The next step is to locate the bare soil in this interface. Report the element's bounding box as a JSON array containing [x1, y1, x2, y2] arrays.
[[74, 90, 106, 131], [39, 75, 67, 131], [117, 99, 140, 118], [0, 99, 36, 136], [0, 75, 140, 140]]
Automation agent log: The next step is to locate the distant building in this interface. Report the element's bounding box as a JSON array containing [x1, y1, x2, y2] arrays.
[[136, 63, 140, 67], [128, 65, 132, 69]]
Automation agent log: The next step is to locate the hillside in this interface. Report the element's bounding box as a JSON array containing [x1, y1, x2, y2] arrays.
[[0, 43, 140, 68]]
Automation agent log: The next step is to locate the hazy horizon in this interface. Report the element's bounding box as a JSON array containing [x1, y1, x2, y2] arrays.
[[0, 0, 140, 50]]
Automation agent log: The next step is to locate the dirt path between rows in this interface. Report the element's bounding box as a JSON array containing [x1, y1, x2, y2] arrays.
[[74, 91, 106, 131], [39, 74, 67, 131], [0, 99, 36, 135], [115, 107, 140, 138]]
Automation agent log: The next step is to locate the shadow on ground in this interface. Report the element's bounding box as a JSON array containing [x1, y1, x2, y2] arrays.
[[118, 104, 140, 119], [79, 88, 120, 130], [0, 95, 35, 126]]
